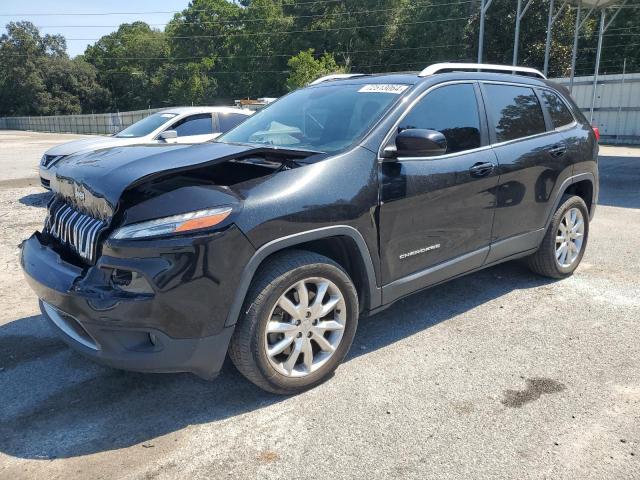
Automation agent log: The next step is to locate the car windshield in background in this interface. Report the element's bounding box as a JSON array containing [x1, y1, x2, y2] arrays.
[[115, 112, 178, 138], [219, 83, 408, 152]]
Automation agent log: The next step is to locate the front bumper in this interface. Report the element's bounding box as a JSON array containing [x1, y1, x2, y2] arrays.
[[39, 300, 233, 378], [20, 228, 254, 378], [39, 165, 54, 190]]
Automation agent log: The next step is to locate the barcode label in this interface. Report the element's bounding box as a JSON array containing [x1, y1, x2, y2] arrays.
[[358, 84, 409, 94]]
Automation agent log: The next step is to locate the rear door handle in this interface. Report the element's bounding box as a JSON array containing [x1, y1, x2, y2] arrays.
[[469, 162, 495, 177], [548, 144, 567, 158]]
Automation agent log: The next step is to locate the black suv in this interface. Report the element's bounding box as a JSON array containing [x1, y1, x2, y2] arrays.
[[21, 63, 598, 394]]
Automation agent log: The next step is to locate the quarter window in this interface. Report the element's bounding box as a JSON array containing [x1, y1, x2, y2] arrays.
[[171, 114, 214, 137], [484, 84, 546, 143], [540, 90, 574, 129], [398, 83, 481, 154]]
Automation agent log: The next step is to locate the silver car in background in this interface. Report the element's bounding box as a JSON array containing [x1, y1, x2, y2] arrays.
[[39, 106, 253, 189]]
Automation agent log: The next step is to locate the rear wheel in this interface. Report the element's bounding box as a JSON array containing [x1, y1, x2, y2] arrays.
[[526, 195, 590, 279], [228, 250, 358, 394]]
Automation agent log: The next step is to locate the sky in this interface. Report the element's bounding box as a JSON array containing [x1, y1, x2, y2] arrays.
[[0, 0, 191, 57]]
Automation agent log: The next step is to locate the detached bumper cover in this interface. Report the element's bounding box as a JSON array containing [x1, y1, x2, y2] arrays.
[[20, 228, 254, 378]]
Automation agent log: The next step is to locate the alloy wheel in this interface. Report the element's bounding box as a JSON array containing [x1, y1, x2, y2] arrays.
[[264, 277, 346, 378], [555, 207, 585, 268]]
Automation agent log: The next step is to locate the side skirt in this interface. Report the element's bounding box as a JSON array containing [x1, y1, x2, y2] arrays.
[[381, 247, 489, 305], [379, 230, 542, 310]]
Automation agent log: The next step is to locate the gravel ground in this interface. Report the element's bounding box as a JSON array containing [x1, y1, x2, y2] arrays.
[[0, 132, 638, 480], [0, 130, 92, 184]]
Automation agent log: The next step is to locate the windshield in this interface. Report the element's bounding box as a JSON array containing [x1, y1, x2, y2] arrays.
[[115, 112, 178, 138], [218, 83, 408, 152]]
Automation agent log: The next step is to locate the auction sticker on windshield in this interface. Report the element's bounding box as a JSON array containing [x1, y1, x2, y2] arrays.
[[358, 84, 409, 94]]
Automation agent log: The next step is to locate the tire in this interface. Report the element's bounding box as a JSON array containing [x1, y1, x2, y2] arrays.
[[228, 250, 359, 394], [526, 195, 590, 279]]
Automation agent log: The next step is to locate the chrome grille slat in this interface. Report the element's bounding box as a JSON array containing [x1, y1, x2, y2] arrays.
[[44, 200, 106, 264]]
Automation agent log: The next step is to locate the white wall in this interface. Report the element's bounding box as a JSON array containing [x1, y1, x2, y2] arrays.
[[552, 73, 640, 145]]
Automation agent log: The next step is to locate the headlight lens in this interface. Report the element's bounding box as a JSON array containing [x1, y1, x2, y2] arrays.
[[110, 207, 232, 240]]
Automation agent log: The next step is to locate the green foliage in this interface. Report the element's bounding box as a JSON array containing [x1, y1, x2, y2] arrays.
[[286, 49, 344, 90], [1, 1, 639, 115], [0, 21, 109, 115], [463, 0, 593, 77], [83, 22, 168, 110]]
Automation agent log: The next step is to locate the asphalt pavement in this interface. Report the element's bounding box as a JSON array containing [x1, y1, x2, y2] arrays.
[[0, 132, 638, 479]]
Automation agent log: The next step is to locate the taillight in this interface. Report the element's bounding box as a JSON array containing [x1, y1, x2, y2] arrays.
[[592, 126, 600, 142]]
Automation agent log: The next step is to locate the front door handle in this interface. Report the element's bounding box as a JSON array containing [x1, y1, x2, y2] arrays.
[[469, 162, 495, 177]]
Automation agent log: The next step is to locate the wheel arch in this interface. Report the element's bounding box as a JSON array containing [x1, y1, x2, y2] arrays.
[[564, 179, 594, 215], [545, 173, 597, 230], [225, 226, 382, 327]]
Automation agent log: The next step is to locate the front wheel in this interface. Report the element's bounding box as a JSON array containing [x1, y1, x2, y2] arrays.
[[526, 195, 590, 279], [228, 250, 359, 394]]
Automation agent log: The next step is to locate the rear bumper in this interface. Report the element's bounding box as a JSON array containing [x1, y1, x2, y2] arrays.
[[20, 230, 252, 378]]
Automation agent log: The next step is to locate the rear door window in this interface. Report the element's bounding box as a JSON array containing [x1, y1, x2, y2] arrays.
[[484, 84, 546, 143], [540, 90, 575, 129], [217, 112, 248, 133], [171, 114, 214, 137], [398, 83, 481, 154]]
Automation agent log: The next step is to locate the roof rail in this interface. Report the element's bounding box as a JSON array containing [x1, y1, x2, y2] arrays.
[[418, 63, 546, 79], [308, 73, 366, 86]]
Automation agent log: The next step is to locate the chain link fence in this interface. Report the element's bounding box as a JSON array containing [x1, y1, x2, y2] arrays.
[[0, 108, 168, 135]]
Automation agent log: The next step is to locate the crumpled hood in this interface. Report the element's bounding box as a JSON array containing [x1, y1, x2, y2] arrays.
[[45, 136, 138, 156], [51, 142, 266, 219]]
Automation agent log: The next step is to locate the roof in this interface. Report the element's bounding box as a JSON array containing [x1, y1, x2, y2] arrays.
[[308, 72, 422, 87], [419, 63, 545, 79], [310, 63, 549, 88], [309, 70, 553, 90]]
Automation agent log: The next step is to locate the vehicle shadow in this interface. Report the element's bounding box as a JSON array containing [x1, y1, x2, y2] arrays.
[[19, 191, 52, 208], [0, 261, 554, 460], [597, 154, 640, 209]]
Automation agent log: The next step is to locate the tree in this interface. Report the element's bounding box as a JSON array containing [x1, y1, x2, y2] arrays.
[[3, 1, 640, 115], [42, 57, 111, 114], [84, 22, 168, 110], [0, 21, 109, 115], [463, 0, 594, 78], [286, 49, 344, 90]]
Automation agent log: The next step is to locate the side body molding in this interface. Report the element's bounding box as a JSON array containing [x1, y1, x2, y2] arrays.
[[225, 226, 382, 327]]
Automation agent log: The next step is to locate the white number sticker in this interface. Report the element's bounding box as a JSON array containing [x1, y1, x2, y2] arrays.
[[358, 84, 409, 94]]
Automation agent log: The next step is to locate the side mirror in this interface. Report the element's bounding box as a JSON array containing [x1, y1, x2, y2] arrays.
[[385, 129, 447, 159], [158, 130, 178, 141]]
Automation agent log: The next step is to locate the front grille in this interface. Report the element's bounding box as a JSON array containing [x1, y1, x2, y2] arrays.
[[40, 155, 63, 168], [41, 154, 65, 168], [44, 199, 107, 264], [40, 177, 51, 189]]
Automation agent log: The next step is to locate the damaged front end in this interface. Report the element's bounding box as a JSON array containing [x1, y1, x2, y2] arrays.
[[44, 142, 319, 265], [21, 142, 320, 378]]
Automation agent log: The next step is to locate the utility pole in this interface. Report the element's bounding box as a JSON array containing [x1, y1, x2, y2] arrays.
[[513, 0, 534, 66], [589, 1, 628, 123], [569, 1, 582, 92], [477, 0, 494, 63], [590, 10, 605, 123]]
